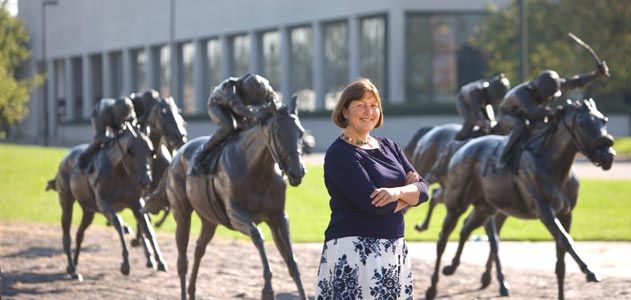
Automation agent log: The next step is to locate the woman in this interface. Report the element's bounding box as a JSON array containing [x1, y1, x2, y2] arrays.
[[315, 78, 429, 299]]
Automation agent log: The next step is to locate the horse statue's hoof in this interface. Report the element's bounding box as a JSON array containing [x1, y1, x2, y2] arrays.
[[425, 286, 437, 300], [442, 264, 458, 276], [157, 261, 168, 272], [480, 272, 492, 289], [415, 223, 428, 232], [499, 282, 510, 296], [70, 273, 83, 282], [131, 238, 141, 247], [146, 257, 156, 269], [261, 289, 275, 300], [121, 261, 130, 275], [586, 272, 601, 282]]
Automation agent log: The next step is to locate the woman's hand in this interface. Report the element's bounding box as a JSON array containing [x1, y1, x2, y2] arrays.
[[405, 171, 420, 184], [371, 187, 401, 207]]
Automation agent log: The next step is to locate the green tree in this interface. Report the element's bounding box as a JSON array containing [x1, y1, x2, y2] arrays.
[[475, 0, 631, 111], [0, 1, 42, 139]]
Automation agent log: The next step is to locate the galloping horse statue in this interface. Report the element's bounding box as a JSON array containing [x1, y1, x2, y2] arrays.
[[406, 121, 580, 295], [149, 96, 307, 300], [47, 123, 167, 280], [425, 99, 615, 300]]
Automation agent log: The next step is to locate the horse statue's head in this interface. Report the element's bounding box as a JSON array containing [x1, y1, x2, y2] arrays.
[[560, 99, 615, 170], [260, 95, 307, 186], [113, 122, 155, 190], [145, 96, 188, 149]]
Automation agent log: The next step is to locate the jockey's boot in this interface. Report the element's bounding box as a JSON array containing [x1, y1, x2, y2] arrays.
[[188, 135, 223, 176]]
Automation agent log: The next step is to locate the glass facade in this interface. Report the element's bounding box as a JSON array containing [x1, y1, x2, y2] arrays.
[[54, 60, 66, 121], [207, 38, 221, 93], [181, 42, 196, 113], [110, 51, 123, 97], [290, 26, 314, 111], [232, 34, 249, 77], [160, 45, 170, 97], [132, 48, 146, 92], [360, 16, 387, 99], [323, 20, 348, 110], [90, 54, 103, 106], [405, 13, 485, 103], [71, 57, 83, 120], [261, 30, 280, 92]]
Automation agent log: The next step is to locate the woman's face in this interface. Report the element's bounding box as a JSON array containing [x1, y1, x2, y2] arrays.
[[343, 93, 381, 136]]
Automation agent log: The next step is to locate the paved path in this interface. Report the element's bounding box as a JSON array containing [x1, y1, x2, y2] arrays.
[[303, 153, 631, 180]]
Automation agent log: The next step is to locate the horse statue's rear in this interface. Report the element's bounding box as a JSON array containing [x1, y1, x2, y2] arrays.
[[425, 99, 615, 300], [151, 96, 307, 300], [47, 124, 168, 280]]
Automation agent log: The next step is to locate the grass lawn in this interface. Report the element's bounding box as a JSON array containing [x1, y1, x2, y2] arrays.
[[1, 143, 630, 243]]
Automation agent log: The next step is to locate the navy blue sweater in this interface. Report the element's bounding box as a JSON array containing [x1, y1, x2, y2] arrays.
[[323, 136, 429, 241]]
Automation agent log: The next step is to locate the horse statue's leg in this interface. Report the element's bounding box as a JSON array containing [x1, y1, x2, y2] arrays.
[[73, 208, 95, 271], [442, 204, 493, 276], [426, 206, 466, 300], [187, 219, 218, 300], [132, 205, 168, 271], [59, 191, 82, 281], [173, 202, 193, 300], [555, 213, 572, 300], [96, 195, 131, 275], [480, 213, 508, 290], [267, 213, 307, 300], [537, 197, 600, 280], [228, 206, 275, 300], [415, 186, 442, 232], [483, 214, 510, 296]]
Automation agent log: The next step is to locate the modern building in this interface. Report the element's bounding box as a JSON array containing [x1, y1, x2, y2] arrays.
[[15, 0, 629, 150]]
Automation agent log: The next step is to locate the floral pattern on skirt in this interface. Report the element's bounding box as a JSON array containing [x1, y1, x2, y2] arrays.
[[315, 237, 413, 300]]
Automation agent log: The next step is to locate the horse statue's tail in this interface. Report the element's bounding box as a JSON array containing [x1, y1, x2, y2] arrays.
[[144, 171, 169, 215], [45, 177, 57, 191], [404, 126, 434, 158]]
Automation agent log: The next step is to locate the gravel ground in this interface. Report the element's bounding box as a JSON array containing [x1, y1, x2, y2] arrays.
[[1, 221, 630, 299]]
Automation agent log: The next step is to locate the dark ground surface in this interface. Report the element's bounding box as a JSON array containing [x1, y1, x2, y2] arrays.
[[1, 221, 630, 299]]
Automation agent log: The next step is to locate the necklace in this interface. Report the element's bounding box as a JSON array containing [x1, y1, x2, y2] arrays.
[[340, 132, 371, 146]]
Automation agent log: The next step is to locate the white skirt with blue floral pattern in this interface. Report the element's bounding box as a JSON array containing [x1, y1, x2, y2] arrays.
[[315, 236, 413, 299]]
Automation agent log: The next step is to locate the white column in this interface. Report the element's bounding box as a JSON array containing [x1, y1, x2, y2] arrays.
[[102, 52, 112, 98], [279, 26, 292, 103], [194, 38, 208, 111], [47, 60, 57, 136], [349, 15, 361, 81], [312, 21, 325, 110], [82, 54, 93, 119], [220, 35, 232, 79], [65, 57, 76, 120], [249, 30, 262, 75], [388, 9, 405, 104], [122, 48, 133, 95]]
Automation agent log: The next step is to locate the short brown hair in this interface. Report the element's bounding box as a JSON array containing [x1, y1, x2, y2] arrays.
[[331, 78, 384, 128]]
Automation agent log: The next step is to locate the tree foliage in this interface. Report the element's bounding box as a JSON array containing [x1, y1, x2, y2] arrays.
[[475, 0, 631, 111], [0, 2, 42, 138]]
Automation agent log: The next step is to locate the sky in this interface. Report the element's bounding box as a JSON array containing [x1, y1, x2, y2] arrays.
[[5, 0, 18, 16]]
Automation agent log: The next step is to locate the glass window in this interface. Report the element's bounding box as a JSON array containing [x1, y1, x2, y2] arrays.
[[72, 57, 83, 120], [207, 38, 222, 92], [232, 34, 249, 77], [290, 26, 314, 111], [261, 30, 280, 92], [132, 49, 146, 92], [160, 45, 170, 96], [405, 13, 484, 103], [360, 16, 387, 99], [182, 42, 196, 113], [110, 51, 123, 97], [54, 60, 66, 121], [90, 54, 103, 106], [323, 21, 348, 110]]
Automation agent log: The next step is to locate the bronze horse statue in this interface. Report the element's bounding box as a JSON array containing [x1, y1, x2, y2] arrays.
[[425, 99, 615, 300], [405, 122, 579, 295], [149, 97, 307, 300], [47, 123, 167, 280]]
